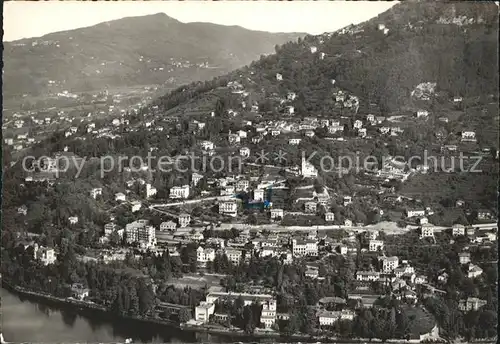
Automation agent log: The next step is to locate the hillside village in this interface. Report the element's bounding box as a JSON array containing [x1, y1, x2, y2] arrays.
[[2, 1, 498, 342], [3, 13, 301, 100]]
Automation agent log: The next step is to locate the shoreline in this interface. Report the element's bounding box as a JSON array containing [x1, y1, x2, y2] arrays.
[[2, 281, 477, 344], [0, 282, 367, 343]]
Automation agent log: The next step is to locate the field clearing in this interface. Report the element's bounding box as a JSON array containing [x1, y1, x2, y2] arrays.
[[169, 273, 224, 290], [164, 88, 227, 117], [385, 210, 404, 222], [365, 221, 411, 235], [404, 305, 436, 338], [400, 167, 497, 208]]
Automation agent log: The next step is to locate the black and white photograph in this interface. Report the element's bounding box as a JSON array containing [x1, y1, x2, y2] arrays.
[[1, 1, 499, 343]]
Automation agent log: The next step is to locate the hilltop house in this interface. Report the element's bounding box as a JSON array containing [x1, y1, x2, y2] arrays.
[[467, 264, 483, 278], [379, 127, 390, 134], [18, 205, 28, 215], [379, 256, 399, 273], [358, 128, 367, 138], [236, 179, 249, 192], [252, 135, 264, 144], [131, 201, 142, 213], [239, 147, 250, 158], [270, 128, 281, 136], [477, 209, 492, 220], [304, 130, 315, 137], [197, 247, 216, 265], [170, 185, 190, 199], [406, 209, 426, 218], [420, 224, 435, 239], [35, 246, 57, 265], [416, 110, 429, 118], [292, 239, 318, 257], [369, 240, 384, 252], [301, 157, 318, 178], [160, 221, 177, 231], [115, 192, 126, 202], [324, 212, 335, 222], [90, 188, 102, 199], [145, 184, 157, 198], [304, 201, 317, 213], [270, 208, 284, 220], [452, 224, 466, 236], [461, 131, 477, 142], [458, 297, 487, 312], [200, 140, 215, 151], [305, 266, 320, 279], [224, 248, 244, 264], [253, 188, 265, 201], [228, 133, 241, 144], [191, 172, 204, 186], [219, 200, 238, 217], [178, 213, 191, 228], [328, 125, 344, 134], [356, 271, 380, 282], [458, 252, 471, 265]]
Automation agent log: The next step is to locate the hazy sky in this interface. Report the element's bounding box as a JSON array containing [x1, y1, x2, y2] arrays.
[[4, 1, 397, 42]]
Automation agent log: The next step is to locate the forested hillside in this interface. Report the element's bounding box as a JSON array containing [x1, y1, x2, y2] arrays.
[[3, 13, 302, 98], [152, 0, 498, 115]]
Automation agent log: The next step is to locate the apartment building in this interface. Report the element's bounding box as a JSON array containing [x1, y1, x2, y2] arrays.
[[125, 220, 156, 247], [379, 256, 399, 273], [292, 239, 318, 257], [170, 185, 190, 199]]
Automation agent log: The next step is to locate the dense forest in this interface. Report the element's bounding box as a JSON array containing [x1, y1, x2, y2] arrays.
[[2, 227, 497, 340]]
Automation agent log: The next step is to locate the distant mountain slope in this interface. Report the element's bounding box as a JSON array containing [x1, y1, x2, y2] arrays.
[[152, 0, 498, 114], [3, 13, 303, 98]]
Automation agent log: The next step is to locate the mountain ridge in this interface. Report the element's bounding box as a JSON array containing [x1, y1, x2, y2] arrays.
[[3, 13, 304, 99], [151, 0, 498, 115]]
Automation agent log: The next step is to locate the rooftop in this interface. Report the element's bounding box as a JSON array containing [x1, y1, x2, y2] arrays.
[[207, 292, 273, 302]]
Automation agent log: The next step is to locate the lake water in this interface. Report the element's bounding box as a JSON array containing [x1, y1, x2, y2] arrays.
[[0, 288, 213, 343], [1, 288, 347, 343]]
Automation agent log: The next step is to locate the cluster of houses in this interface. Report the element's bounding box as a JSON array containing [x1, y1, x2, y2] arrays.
[[19, 241, 57, 266], [194, 291, 278, 328], [193, 290, 368, 329], [4, 90, 147, 153]]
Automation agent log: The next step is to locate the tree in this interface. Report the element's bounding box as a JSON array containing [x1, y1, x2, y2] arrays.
[[178, 308, 192, 323], [284, 311, 300, 335], [112, 287, 125, 314], [109, 231, 121, 246], [247, 214, 258, 225], [302, 307, 318, 335], [215, 98, 226, 117], [137, 280, 155, 315], [243, 306, 256, 334]]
